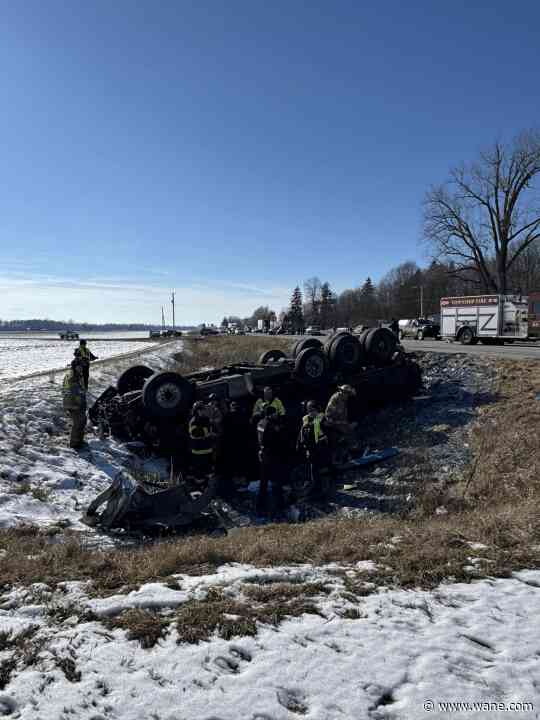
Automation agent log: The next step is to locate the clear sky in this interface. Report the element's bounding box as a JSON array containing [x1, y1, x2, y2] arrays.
[[1, 0, 539, 324]]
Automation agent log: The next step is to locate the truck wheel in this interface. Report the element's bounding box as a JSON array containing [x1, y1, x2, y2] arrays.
[[459, 328, 474, 345], [142, 372, 194, 418], [327, 333, 364, 372], [292, 337, 323, 358], [88, 385, 118, 425], [294, 347, 329, 384], [416, 330, 424, 341], [258, 349, 287, 364], [117, 365, 155, 395], [364, 328, 396, 364]]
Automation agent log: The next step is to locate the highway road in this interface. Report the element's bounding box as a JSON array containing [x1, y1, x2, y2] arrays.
[[401, 338, 540, 360], [278, 333, 540, 360]]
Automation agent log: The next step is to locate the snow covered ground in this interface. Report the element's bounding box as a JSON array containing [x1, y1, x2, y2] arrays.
[[0, 564, 539, 719], [0, 338, 159, 381], [0, 340, 182, 531]]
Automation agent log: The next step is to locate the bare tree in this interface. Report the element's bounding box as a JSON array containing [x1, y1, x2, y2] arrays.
[[424, 131, 540, 293], [303, 276, 322, 324]]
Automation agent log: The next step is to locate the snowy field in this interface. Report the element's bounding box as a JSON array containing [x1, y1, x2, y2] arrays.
[[0, 565, 539, 719], [0, 338, 159, 381], [0, 331, 151, 340], [0, 340, 182, 530]]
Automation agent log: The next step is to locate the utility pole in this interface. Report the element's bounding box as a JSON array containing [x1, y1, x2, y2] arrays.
[[420, 286, 424, 318], [171, 291, 175, 332], [161, 306, 165, 332]]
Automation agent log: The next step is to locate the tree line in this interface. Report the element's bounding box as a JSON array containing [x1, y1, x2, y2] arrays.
[[237, 130, 540, 330], [0, 320, 169, 332]]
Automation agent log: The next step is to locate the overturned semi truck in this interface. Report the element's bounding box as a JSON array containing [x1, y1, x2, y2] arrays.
[[86, 330, 421, 531], [89, 329, 421, 447]]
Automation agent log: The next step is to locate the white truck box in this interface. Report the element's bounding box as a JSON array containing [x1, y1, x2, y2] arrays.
[[440, 294, 529, 344]]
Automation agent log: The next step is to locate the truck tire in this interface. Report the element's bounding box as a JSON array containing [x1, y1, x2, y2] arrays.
[[292, 337, 323, 358], [117, 365, 155, 395], [327, 332, 364, 372], [142, 372, 194, 419], [416, 330, 424, 341], [258, 349, 287, 364], [364, 328, 396, 365], [88, 385, 118, 425], [459, 328, 474, 345], [294, 347, 329, 384]]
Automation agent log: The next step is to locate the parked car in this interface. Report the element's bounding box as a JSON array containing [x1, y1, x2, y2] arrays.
[[305, 325, 323, 336], [398, 318, 440, 341], [200, 326, 219, 336]]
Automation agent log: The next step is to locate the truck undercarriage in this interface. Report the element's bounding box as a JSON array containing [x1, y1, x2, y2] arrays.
[[86, 330, 422, 532]]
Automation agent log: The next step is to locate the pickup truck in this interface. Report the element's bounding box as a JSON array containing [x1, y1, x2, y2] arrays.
[[398, 318, 440, 341], [59, 330, 79, 340]]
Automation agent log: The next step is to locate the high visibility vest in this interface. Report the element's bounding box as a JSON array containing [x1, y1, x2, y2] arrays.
[[302, 413, 324, 444], [79, 346, 95, 361], [62, 370, 85, 408], [188, 418, 213, 456], [253, 397, 285, 416]]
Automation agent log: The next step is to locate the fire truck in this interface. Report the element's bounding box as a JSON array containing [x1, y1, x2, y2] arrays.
[[440, 294, 531, 345], [529, 293, 540, 340]]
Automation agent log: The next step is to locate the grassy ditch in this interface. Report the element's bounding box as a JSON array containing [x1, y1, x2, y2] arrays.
[[174, 335, 293, 373], [1, 344, 539, 601]]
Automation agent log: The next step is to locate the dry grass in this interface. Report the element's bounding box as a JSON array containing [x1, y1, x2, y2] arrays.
[[106, 609, 169, 649], [466, 359, 540, 502], [175, 586, 320, 644], [0, 626, 41, 690], [174, 335, 293, 374]]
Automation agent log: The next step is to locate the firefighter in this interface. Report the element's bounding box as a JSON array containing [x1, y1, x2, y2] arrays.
[[221, 401, 251, 492], [252, 386, 285, 421], [256, 404, 285, 516], [62, 357, 87, 449], [297, 400, 332, 499], [325, 384, 358, 457], [188, 401, 215, 481], [77, 339, 98, 389]]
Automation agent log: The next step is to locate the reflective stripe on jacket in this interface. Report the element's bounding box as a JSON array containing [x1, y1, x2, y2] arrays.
[[302, 413, 325, 444], [189, 417, 214, 456], [252, 397, 285, 417]]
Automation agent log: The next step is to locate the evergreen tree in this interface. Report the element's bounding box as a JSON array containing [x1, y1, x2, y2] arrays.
[[320, 281, 336, 329], [289, 286, 304, 332]]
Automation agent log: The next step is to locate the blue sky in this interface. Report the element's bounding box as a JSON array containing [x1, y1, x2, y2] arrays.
[[1, 0, 539, 324]]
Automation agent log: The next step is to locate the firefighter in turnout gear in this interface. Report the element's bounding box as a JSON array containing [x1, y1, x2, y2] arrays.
[[188, 401, 215, 480], [252, 386, 285, 422], [298, 401, 332, 499], [325, 384, 358, 458], [77, 339, 98, 390], [256, 404, 285, 516], [62, 358, 87, 449]]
